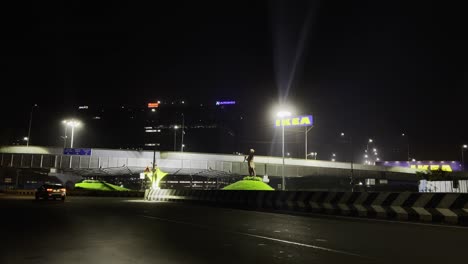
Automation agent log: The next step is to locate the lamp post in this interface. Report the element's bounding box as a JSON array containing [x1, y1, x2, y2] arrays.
[[63, 120, 81, 148], [173, 125, 179, 151], [304, 126, 313, 159], [61, 120, 69, 148], [26, 104, 38, 147], [340, 132, 354, 191], [402, 133, 410, 161], [366, 138, 373, 152], [180, 114, 185, 152], [277, 110, 292, 191], [462, 144, 468, 170]]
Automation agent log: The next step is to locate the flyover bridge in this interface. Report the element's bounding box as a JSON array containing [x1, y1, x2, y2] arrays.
[[0, 146, 416, 182]]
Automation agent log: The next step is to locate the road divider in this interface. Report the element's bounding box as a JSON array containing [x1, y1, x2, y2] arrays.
[[145, 189, 468, 226], [3, 189, 144, 198], [3, 189, 36, 196]]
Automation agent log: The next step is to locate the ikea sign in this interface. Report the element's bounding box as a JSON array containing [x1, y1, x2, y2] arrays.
[[275, 115, 313, 127]]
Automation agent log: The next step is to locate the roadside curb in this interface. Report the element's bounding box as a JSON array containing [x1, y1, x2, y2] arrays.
[[145, 189, 468, 226]]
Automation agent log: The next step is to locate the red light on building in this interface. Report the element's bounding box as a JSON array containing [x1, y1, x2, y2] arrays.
[[148, 102, 159, 108]]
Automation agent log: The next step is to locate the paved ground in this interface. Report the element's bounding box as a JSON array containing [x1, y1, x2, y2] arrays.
[[1, 195, 467, 263]]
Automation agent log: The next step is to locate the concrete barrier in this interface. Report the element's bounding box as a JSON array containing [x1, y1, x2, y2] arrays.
[[68, 190, 145, 197], [4, 189, 36, 196], [3, 189, 144, 198], [145, 189, 468, 226]]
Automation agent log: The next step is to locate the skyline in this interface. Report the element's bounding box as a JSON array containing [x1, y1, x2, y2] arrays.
[[1, 0, 467, 161]]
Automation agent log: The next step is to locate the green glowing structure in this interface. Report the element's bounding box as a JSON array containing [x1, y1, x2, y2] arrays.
[[144, 167, 168, 189]]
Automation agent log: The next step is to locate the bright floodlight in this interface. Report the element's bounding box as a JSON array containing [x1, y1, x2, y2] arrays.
[[340, 132, 345, 136], [64, 120, 80, 127], [277, 111, 292, 118], [369, 139, 373, 143], [463, 145, 468, 149], [23, 137, 28, 141], [373, 148, 377, 152], [412, 158, 416, 162], [174, 125, 179, 129], [332, 153, 336, 157], [402, 133, 405, 136], [376, 158, 380, 161], [364, 154, 368, 158], [331, 158, 335, 162]]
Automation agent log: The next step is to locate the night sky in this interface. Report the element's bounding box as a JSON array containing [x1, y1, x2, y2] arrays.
[[2, 0, 467, 161]]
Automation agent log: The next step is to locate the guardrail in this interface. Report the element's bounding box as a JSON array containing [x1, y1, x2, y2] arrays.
[[145, 189, 468, 226]]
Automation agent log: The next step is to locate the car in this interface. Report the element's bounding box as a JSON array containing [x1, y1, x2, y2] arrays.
[[35, 184, 66, 201]]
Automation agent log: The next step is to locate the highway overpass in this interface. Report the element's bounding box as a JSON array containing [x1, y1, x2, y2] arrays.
[[0, 146, 418, 190]]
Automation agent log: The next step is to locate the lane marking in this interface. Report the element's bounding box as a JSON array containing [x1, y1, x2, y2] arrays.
[[140, 215, 372, 260]]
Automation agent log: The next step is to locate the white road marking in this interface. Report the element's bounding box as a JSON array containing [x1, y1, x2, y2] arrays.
[[140, 215, 371, 259]]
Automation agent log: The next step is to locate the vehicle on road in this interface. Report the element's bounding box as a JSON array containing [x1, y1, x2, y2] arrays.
[[35, 184, 66, 201]]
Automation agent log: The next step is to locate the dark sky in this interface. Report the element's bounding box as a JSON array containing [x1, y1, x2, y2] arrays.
[[2, 0, 467, 161]]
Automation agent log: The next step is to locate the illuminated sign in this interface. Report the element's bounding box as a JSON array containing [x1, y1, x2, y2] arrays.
[[275, 115, 313, 127], [377, 161, 463, 172], [78, 106, 88, 109], [63, 148, 92, 156], [216, 101, 236, 105], [148, 102, 159, 108]]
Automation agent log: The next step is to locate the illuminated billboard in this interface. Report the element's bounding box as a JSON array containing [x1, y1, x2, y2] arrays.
[[275, 115, 313, 127], [216, 101, 236, 105], [148, 102, 159, 108], [377, 161, 463, 172]]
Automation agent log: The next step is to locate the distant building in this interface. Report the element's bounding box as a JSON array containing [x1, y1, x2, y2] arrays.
[[72, 100, 244, 154]]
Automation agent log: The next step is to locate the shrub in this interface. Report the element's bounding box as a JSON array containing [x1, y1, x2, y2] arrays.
[[243, 176, 262, 181]]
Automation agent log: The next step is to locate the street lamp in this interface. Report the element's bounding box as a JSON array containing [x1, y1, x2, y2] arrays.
[[26, 104, 38, 147], [304, 126, 313, 159], [402, 133, 410, 161], [173, 125, 179, 151], [63, 120, 81, 148], [340, 132, 354, 191], [61, 120, 69, 148], [462, 144, 468, 169], [180, 114, 185, 152], [277, 110, 292, 190]]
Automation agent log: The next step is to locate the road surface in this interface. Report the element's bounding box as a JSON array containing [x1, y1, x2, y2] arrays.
[[1, 194, 467, 263]]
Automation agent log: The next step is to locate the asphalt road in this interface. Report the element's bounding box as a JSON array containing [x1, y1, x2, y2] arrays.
[[1, 194, 468, 264]]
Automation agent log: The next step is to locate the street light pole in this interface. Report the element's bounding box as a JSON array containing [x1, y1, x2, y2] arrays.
[[402, 133, 410, 161], [63, 125, 68, 148], [63, 120, 80, 148], [180, 114, 185, 152], [26, 104, 38, 147], [462, 145, 467, 170], [341, 132, 354, 192], [70, 124, 75, 148], [173, 126, 179, 151], [277, 110, 291, 191], [281, 123, 285, 190], [305, 126, 313, 159]]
